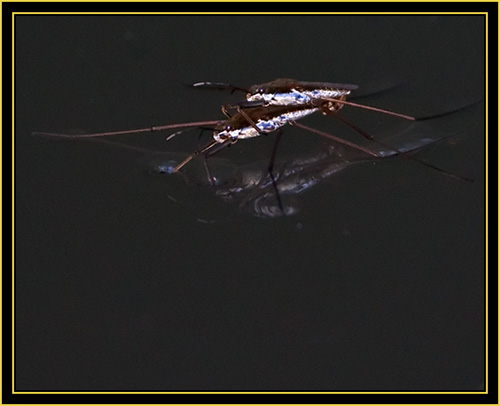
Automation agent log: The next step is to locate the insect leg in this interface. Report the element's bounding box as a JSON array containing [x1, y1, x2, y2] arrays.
[[202, 139, 235, 185], [267, 130, 284, 212], [221, 100, 267, 119], [235, 105, 272, 137], [221, 105, 233, 118], [191, 81, 250, 94], [32, 121, 221, 139], [289, 120, 380, 157], [323, 109, 473, 182], [321, 97, 415, 121], [165, 125, 217, 142], [173, 137, 234, 185], [172, 139, 221, 173]]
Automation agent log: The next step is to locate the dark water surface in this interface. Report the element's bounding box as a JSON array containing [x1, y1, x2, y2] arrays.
[[16, 15, 485, 391]]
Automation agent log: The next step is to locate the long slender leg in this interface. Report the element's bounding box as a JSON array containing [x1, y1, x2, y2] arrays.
[[203, 138, 234, 159], [172, 139, 220, 172], [323, 95, 481, 121], [202, 159, 216, 186], [233, 106, 286, 209], [236, 106, 267, 135], [225, 107, 284, 210], [267, 130, 284, 212], [321, 97, 415, 120], [322, 108, 473, 182], [173, 132, 234, 185], [221, 100, 267, 119], [202, 139, 235, 185], [32, 120, 221, 139], [166, 125, 216, 142], [289, 120, 380, 157]]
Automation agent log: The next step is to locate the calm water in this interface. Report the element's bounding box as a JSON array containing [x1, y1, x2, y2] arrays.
[[16, 15, 485, 390]]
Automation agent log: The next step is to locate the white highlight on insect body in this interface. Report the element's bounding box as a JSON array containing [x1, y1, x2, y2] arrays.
[[213, 108, 318, 142], [247, 88, 353, 106]]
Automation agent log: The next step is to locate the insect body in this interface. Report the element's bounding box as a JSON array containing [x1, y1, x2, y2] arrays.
[[218, 78, 413, 121], [213, 105, 318, 142], [171, 102, 381, 177], [196, 78, 358, 118], [245, 78, 358, 108], [170, 105, 322, 174], [194, 78, 358, 108]]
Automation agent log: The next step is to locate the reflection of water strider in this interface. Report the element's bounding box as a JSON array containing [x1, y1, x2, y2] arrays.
[[148, 135, 453, 218], [33, 78, 472, 212]]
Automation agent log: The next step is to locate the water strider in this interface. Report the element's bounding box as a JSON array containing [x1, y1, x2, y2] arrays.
[[154, 79, 471, 187], [33, 78, 473, 212], [193, 78, 414, 120], [193, 78, 357, 106]]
